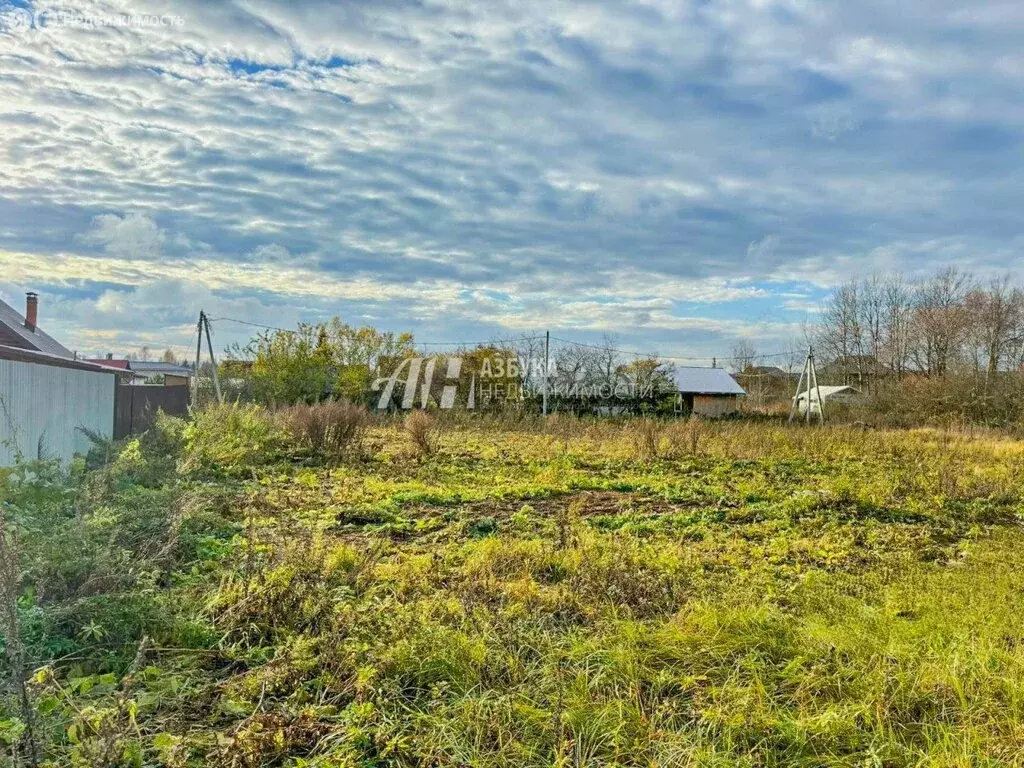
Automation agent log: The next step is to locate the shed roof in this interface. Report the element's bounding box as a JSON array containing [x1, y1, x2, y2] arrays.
[[0, 345, 118, 374], [673, 367, 747, 395], [0, 297, 74, 358]]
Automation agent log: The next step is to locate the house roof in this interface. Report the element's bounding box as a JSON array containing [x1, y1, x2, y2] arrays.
[[737, 365, 793, 377], [673, 367, 747, 395], [0, 345, 117, 374], [129, 361, 194, 377], [0, 297, 74, 358], [821, 356, 891, 374], [84, 358, 131, 370], [793, 385, 861, 401]]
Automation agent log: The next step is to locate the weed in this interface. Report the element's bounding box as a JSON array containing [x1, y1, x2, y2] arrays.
[[277, 400, 368, 461], [405, 410, 436, 458]]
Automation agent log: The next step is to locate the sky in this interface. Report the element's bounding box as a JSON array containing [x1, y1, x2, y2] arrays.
[[0, 0, 1021, 363]]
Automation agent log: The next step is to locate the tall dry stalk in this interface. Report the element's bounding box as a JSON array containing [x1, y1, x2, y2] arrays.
[[0, 510, 38, 767]]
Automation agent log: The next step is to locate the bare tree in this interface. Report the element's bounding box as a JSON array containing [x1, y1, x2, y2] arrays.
[[965, 276, 1024, 386], [910, 267, 974, 376], [881, 273, 913, 376], [730, 340, 758, 373]]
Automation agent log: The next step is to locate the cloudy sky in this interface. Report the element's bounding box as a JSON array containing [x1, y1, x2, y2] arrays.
[[0, 0, 1021, 361]]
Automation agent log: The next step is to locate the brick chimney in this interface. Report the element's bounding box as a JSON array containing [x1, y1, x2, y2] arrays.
[[24, 292, 38, 332]]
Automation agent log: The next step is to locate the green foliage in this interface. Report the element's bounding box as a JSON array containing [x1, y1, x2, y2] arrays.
[[5, 417, 1024, 766], [182, 403, 288, 477], [236, 318, 415, 405]]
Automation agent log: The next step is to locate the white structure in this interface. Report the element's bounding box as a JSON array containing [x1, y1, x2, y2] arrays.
[[0, 346, 117, 466], [792, 385, 862, 415]]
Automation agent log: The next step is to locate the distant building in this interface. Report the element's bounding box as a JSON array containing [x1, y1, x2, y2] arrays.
[[85, 357, 193, 387], [0, 292, 74, 358], [739, 365, 798, 380], [673, 367, 747, 418], [819, 356, 891, 388]]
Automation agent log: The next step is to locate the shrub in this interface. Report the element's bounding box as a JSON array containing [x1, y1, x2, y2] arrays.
[[404, 410, 436, 458], [182, 403, 287, 477], [277, 401, 368, 461]]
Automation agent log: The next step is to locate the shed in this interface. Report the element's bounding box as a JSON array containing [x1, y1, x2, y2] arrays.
[[0, 345, 117, 466], [792, 384, 862, 415], [673, 367, 746, 418]]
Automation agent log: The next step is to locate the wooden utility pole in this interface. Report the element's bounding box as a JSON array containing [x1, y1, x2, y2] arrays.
[[788, 346, 825, 424], [202, 312, 224, 405], [192, 313, 203, 407]]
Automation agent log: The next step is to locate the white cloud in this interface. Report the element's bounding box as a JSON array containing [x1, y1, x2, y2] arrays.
[[0, 0, 1021, 355], [79, 213, 166, 259]]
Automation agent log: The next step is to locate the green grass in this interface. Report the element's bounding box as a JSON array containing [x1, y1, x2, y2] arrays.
[[3, 411, 1024, 766]]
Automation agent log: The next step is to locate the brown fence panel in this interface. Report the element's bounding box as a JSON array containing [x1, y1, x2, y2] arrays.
[[114, 385, 190, 437]]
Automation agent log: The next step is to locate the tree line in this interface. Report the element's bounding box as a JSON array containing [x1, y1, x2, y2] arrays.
[[815, 267, 1024, 381]]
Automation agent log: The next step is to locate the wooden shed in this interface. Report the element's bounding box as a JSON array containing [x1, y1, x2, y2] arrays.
[[673, 367, 747, 418]]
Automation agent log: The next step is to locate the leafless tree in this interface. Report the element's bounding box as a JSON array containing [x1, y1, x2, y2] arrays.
[[910, 267, 974, 376], [730, 340, 758, 372], [965, 276, 1024, 385]]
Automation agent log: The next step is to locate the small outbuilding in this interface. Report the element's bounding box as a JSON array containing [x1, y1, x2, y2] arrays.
[[673, 367, 747, 418], [792, 384, 862, 415]]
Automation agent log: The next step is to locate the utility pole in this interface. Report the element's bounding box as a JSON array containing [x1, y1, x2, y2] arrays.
[[192, 312, 203, 407], [542, 330, 549, 416], [788, 346, 825, 424], [202, 312, 223, 405]]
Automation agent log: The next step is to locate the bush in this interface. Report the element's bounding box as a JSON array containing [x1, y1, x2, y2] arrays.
[[404, 410, 436, 458], [182, 403, 287, 477], [277, 401, 368, 461]]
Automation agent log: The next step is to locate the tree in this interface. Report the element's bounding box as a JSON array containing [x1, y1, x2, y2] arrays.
[[910, 267, 973, 377], [236, 319, 415, 405], [730, 341, 758, 373]]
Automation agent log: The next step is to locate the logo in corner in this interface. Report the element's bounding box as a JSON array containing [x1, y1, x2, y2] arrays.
[[0, 7, 33, 31]]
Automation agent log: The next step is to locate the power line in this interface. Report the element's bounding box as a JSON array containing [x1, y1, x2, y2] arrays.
[[207, 316, 544, 348], [548, 335, 796, 363], [207, 316, 796, 366]]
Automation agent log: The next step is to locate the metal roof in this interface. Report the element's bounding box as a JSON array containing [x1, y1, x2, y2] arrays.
[[0, 345, 118, 374], [0, 297, 74, 358], [129, 361, 194, 377], [673, 367, 747, 395], [84, 358, 131, 370]]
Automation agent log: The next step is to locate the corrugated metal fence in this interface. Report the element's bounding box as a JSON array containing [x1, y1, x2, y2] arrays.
[[0, 358, 116, 466]]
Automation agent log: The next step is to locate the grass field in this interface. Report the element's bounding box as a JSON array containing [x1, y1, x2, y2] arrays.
[[3, 409, 1024, 766]]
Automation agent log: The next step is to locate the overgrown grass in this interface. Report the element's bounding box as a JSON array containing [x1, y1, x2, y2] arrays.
[[3, 411, 1024, 766]]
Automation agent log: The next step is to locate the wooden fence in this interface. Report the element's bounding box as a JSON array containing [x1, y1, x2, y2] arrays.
[[114, 385, 189, 439]]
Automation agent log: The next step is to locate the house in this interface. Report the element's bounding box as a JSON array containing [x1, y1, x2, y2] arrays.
[[0, 345, 117, 466], [819, 356, 891, 388], [85, 357, 193, 387], [792, 385, 863, 415], [124, 361, 193, 387], [673, 367, 747, 418], [0, 292, 74, 358]]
